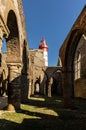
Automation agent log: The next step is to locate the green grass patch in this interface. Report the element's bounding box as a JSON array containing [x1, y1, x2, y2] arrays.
[[0, 96, 86, 130]]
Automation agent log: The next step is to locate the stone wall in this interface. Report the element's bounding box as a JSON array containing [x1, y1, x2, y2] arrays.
[[0, 0, 28, 110], [28, 49, 45, 96], [74, 34, 86, 98], [17, 0, 27, 37], [74, 78, 86, 98], [58, 6, 86, 108], [0, 52, 8, 96], [80, 35, 86, 77]]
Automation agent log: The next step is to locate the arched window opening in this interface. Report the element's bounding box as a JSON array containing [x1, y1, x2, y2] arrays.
[[7, 10, 19, 39], [34, 78, 40, 94], [74, 51, 81, 80], [6, 10, 20, 62], [2, 38, 7, 52]]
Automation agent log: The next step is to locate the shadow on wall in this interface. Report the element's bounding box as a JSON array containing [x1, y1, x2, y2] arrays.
[[0, 71, 29, 111], [51, 72, 63, 96], [21, 40, 29, 103], [0, 73, 8, 97]]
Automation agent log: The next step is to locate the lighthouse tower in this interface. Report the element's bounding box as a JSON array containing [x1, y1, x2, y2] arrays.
[[39, 38, 48, 66]]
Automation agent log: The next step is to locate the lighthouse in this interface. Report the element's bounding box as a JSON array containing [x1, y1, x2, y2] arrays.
[[39, 38, 48, 66]]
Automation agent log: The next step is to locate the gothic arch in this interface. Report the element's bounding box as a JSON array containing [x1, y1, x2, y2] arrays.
[[61, 29, 86, 108], [59, 6, 86, 108], [0, 0, 27, 111], [5, 10, 22, 111], [6, 10, 20, 63]]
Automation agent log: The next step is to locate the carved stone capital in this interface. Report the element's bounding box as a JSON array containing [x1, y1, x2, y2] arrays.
[[7, 63, 22, 82], [7, 63, 22, 71]]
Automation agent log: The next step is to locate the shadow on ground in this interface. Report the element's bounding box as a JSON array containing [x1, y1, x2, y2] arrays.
[[0, 95, 86, 130]]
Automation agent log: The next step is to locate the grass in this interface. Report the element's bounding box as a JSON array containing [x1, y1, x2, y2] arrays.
[[0, 95, 86, 130]]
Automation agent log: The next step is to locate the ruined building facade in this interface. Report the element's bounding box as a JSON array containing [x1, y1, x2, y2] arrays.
[[0, 0, 86, 111], [0, 0, 29, 110], [74, 34, 86, 98], [59, 6, 86, 107]]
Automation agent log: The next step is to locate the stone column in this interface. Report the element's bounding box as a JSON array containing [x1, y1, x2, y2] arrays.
[[43, 80, 47, 95], [62, 68, 74, 109], [0, 28, 3, 53], [31, 79, 35, 95], [47, 77, 53, 97], [0, 28, 3, 66], [28, 78, 32, 97], [7, 63, 22, 111]]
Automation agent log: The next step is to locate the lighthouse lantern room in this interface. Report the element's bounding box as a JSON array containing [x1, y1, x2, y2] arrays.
[[39, 38, 48, 66]]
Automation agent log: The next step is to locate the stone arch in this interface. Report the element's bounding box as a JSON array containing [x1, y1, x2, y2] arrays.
[[64, 29, 82, 68], [74, 34, 86, 98], [52, 70, 62, 95], [6, 10, 20, 63], [61, 28, 86, 108], [42, 67, 62, 97], [0, 0, 27, 111], [5, 10, 22, 111]]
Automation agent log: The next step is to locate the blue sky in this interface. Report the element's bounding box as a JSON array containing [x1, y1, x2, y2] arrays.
[[22, 0, 86, 66]]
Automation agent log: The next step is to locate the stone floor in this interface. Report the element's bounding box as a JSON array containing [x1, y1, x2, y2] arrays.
[[0, 96, 8, 110]]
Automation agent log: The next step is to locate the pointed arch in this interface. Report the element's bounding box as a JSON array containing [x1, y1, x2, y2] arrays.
[[59, 5, 86, 107], [6, 10, 20, 63]]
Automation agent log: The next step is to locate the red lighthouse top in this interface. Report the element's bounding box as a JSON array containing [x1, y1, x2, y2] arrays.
[[39, 38, 48, 50]]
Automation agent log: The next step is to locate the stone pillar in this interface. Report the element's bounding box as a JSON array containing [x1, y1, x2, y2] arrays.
[[43, 80, 47, 95], [62, 69, 74, 109], [28, 78, 32, 97], [47, 77, 53, 97], [31, 79, 35, 95], [0, 28, 3, 66], [7, 63, 21, 111], [0, 28, 3, 53]]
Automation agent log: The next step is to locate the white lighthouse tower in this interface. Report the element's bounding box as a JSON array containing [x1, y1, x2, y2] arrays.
[[39, 38, 48, 66]]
